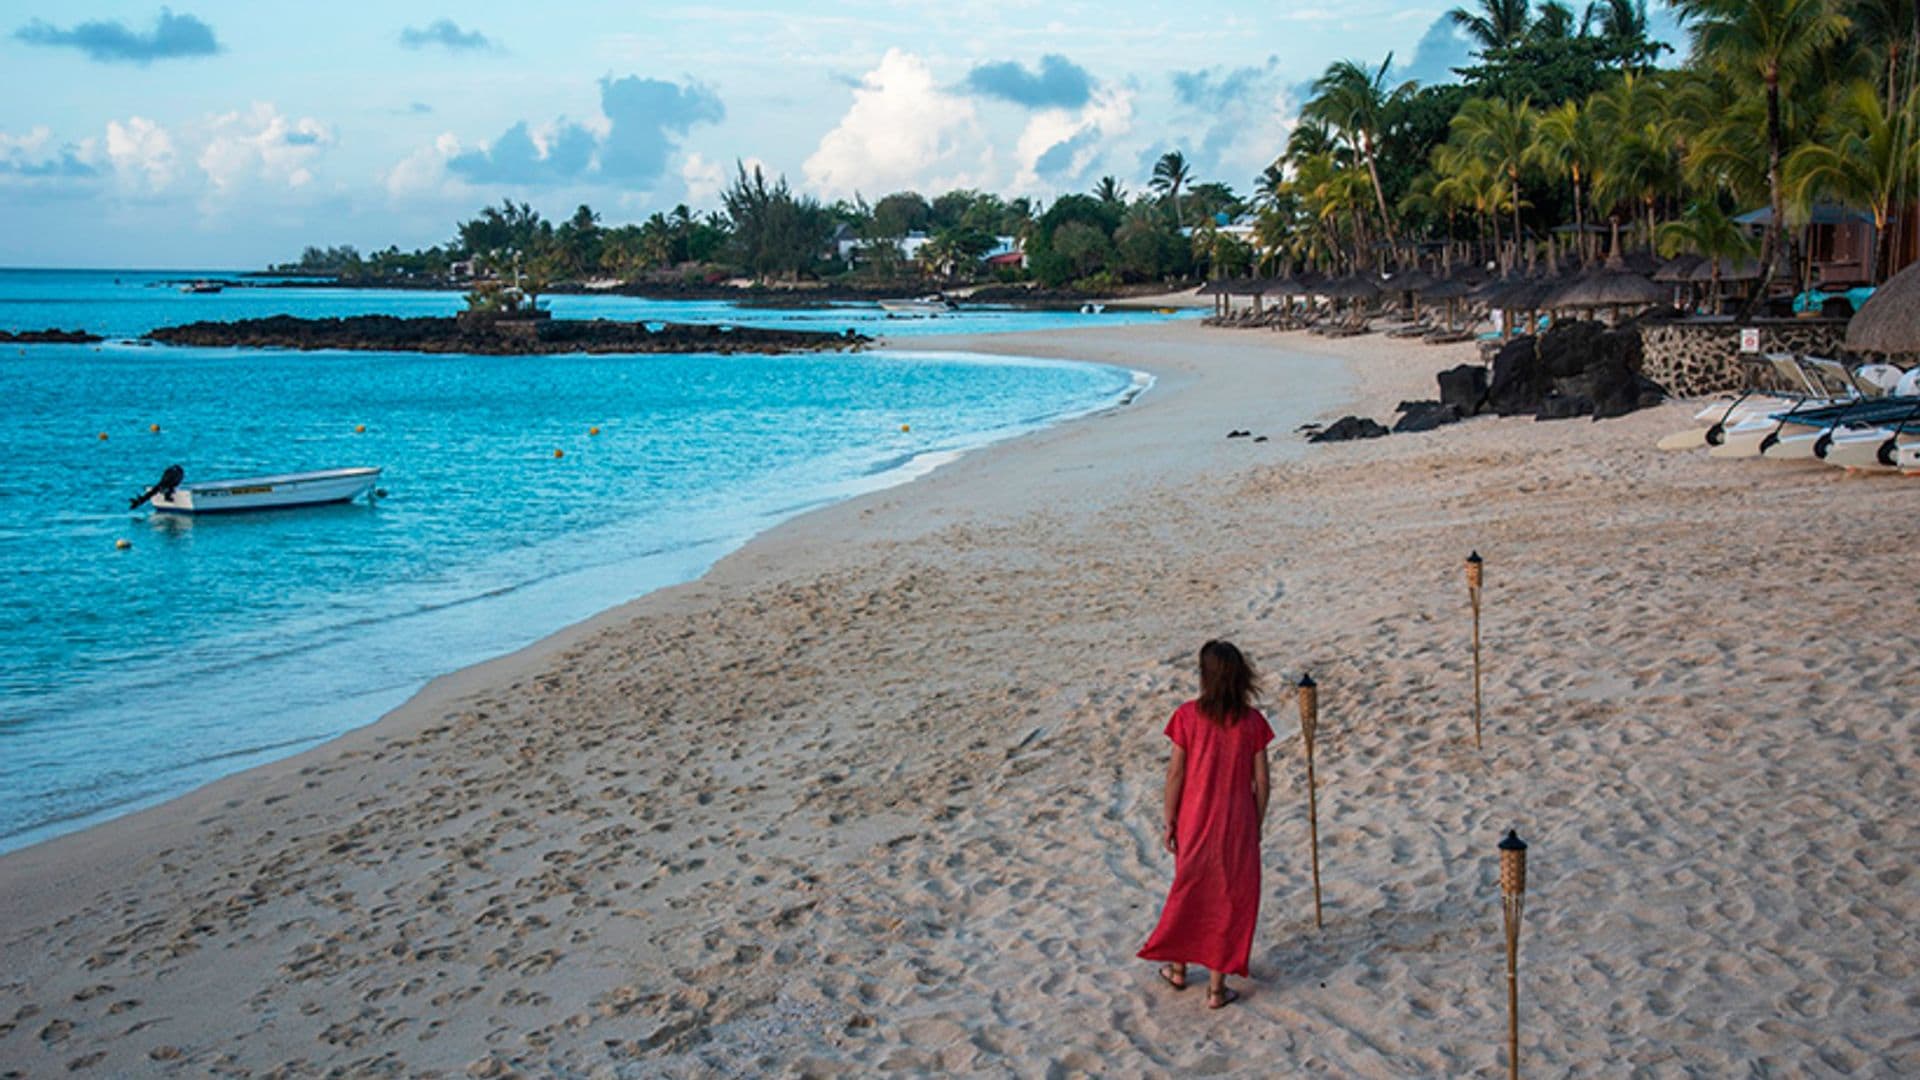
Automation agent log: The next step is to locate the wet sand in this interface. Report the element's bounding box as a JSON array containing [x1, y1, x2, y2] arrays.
[[2, 320, 1916, 1077]]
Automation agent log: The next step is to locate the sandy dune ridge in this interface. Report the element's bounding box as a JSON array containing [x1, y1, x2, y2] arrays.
[[2, 322, 1916, 1076]]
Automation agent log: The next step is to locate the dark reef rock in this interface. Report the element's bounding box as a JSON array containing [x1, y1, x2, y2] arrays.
[[144, 315, 870, 356], [1437, 364, 1489, 415], [1, 328, 104, 344], [1392, 400, 1465, 433], [1308, 416, 1391, 443], [1485, 320, 1663, 421]]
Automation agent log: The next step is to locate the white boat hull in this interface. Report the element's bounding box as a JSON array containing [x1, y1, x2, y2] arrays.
[[1822, 431, 1914, 472], [151, 467, 381, 513], [878, 298, 953, 316]]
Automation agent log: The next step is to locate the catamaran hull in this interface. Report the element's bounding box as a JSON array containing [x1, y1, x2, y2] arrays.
[[1658, 395, 1827, 451], [151, 468, 381, 513], [1822, 431, 1918, 472]]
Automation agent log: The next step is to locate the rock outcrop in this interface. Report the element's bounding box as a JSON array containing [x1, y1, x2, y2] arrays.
[[1485, 320, 1664, 420], [0, 328, 103, 344], [144, 315, 870, 355]]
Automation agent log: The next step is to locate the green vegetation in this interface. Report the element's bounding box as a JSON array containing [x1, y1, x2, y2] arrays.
[[282, 0, 1916, 298], [1270, 0, 1919, 297]]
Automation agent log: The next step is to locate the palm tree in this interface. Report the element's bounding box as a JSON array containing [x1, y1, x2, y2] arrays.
[[1534, 1, 1579, 41], [1657, 201, 1757, 312], [1302, 55, 1416, 260], [1530, 99, 1604, 260], [1785, 79, 1917, 280], [1151, 151, 1194, 228], [1676, 0, 1853, 293], [1584, 0, 1665, 66], [1449, 0, 1535, 53], [1094, 176, 1127, 207], [1849, 0, 1918, 113], [1453, 96, 1537, 270]]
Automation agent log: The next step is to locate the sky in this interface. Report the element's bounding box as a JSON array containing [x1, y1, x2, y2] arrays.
[[0, 2, 1683, 269]]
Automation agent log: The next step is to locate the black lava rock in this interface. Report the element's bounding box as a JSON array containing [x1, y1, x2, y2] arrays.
[[1308, 416, 1391, 443], [1437, 364, 1489, 415], [1393, 400, 1464, 433], [1483, 319, 1663, 421]]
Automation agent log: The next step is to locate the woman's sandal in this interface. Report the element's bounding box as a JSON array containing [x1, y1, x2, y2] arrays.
[[1158, 965, 1187, 991], [1207, 987, 1240, 1010]]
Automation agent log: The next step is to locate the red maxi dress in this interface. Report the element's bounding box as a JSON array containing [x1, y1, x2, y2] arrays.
[[1137, 701, 1274, 976]]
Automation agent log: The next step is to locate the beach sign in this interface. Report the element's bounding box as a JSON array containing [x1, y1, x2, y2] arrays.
[[1739, 328, 1761, 354]]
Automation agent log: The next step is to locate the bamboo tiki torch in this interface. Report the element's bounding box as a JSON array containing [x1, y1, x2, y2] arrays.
[[1297, 673, 1323, 930], [1499, 828, 1529, 1080], [1467, 551, 1484, 750]]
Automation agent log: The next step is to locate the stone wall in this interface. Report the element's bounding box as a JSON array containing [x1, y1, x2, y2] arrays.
[[1638, 318, 1878, 397]]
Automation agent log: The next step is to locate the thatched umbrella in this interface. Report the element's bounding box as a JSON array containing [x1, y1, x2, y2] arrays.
[[1547, 259, 1665, 324], [1196, 278, 1231, 316], [1385, 267, 1440, 319], [1845, 259, 1920, 354], [1652, 254, 1704, 283], [1687, 256, 1762, 316], [1319, 274, 1381, 301], [1420, 277, 1474, 331]]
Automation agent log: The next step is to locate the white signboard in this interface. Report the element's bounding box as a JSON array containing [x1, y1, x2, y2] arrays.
[[1739, 328, 1762, 354]]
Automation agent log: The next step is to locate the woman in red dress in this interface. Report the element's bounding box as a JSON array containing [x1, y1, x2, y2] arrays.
[[1138, 640, 1274, 1008]]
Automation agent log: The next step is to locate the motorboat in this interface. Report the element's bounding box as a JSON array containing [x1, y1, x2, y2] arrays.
[[131, 465, 381, 514], [878, 295, 953, 316], [180, 280, 225, 294]]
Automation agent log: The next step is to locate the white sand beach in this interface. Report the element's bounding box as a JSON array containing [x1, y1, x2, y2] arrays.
[[2, 319, 1917, 1076]]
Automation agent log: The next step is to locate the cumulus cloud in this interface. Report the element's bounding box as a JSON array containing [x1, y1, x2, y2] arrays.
[[398, 18, 495, 53], [198, 103, 331, 192], [1396, 16, 1473, 86], [106, 116, 177, 189], [1013, 85, 1134, 189], [679, 152, 725, 207], [1165, 58, 1293, 187], [0, 127, 98, 179], [14, 8, 220, 65], [384, 132, 463, 198], [1172, 57, 1281, 111], [804, 50, 991, 198], [445, 75, 723, 187], [965, 54, 1093, 110]]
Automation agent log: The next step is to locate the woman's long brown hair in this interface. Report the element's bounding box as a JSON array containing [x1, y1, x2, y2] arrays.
[[1197, 640, 1260, 725]]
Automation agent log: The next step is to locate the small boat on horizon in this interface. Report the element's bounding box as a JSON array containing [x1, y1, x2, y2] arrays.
[[878, 294, 953, 316], [131, 465, 382, 514], [180, 280, 224, 294]]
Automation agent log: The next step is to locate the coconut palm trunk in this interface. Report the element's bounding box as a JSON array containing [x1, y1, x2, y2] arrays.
[[1362, 134, 1400, 263], [1762, 65, 1787, 307]]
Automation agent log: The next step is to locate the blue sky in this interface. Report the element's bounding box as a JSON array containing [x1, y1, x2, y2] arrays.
[[0, 2, 1681, 268]]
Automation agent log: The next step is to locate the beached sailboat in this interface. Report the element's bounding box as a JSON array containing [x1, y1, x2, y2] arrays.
[[131, 465, 382, 514]]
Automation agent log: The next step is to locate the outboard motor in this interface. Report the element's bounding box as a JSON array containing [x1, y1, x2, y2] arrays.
[[130, 463, 185, 509]]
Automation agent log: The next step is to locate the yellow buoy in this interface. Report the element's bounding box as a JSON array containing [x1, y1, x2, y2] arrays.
[[355, 424, 367, 434], [97, 432, 109, 441], [115, 538, 132, 551], [553, 448, 565, 459], [900, 423, 911, 433], [588, 426, 600, 436], [149, 423, 161, 433]]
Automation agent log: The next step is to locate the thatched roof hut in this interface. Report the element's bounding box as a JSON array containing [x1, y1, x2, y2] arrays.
[[1845, 260, 1920, 354]]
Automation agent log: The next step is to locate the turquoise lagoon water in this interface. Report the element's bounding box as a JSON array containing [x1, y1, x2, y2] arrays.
[[0, 270, 1172, 851]]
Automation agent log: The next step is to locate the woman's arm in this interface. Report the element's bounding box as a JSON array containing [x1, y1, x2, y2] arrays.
[[1253, 748, 1271, 832], [1162, 745, 1187, 854]]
